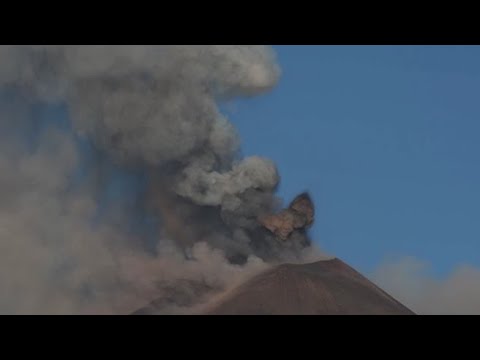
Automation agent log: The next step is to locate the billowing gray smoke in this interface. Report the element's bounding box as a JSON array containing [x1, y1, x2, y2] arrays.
[[0, 45, 318, 314]]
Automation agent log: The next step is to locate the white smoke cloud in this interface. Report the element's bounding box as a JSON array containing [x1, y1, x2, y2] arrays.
[[372, 256, 480, 315]]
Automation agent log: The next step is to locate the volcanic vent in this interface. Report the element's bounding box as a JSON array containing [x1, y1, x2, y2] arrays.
[[132, 191, 318, 315], [132, 193, 414, 315]]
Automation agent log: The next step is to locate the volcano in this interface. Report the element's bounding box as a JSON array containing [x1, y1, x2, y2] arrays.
[[132, 257, 415, 315], [202, 258, 415, 315], [131, 192, 414, 315]]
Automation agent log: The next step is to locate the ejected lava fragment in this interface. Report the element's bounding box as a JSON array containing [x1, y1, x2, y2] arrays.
[[258, 192, 314, 240]]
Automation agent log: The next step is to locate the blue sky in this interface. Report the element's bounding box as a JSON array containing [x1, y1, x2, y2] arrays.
[[227, 45, 480, 277]]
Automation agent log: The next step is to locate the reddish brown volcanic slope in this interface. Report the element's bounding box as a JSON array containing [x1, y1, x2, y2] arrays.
[[203, 258, 415, 315]]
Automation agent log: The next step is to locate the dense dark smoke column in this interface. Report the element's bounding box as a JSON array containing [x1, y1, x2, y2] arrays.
[[0, 46, 319, 314], [0, 45, 313, 262]]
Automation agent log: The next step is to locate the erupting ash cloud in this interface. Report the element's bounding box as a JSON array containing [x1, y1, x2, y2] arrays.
[[0, 45, 320, 314]]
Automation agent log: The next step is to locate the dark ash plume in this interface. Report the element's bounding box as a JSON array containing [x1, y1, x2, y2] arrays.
[[0, 45, 320, 314]]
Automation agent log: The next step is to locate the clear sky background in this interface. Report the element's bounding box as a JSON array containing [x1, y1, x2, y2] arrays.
[[227, 45, 480, 278]]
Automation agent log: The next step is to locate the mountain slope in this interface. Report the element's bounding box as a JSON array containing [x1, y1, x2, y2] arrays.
[[203, 258, 415, 315]]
